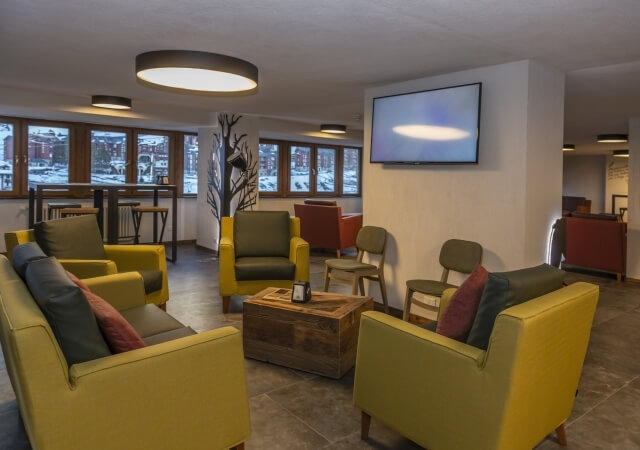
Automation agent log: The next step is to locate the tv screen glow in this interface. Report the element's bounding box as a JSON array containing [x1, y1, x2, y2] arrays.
[[370, 83, 481, 164]]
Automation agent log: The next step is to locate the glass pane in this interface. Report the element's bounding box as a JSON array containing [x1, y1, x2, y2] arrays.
[[137, 134, 169, 184], [27, 125, 69, 189], [183, 135, 198, 194], [90, 131, 127, 184], [258, 143, 279, 192], [0, 123, 14, 191], [316, 147, 336, 192], [290, 146, 310, 192], [342, 147, 360, 194]]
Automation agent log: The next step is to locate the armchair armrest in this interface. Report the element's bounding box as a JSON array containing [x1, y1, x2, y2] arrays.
[[219, 220, 238, 294], [64, 327, 250, 449], [82, 272, 147, 311], [338, 213, 362, 248], [290, 236, 310, 281], [104, 244, 166, 272], [59, 259, 118, 279]]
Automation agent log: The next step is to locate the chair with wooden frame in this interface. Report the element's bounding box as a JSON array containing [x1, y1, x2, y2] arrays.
[[323, 226, 389, 313]]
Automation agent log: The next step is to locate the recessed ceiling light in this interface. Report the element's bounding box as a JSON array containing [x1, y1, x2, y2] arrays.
[[135, 50, 258, 93], [321, 124, 346, 134], [597, 133, 628, 143], [613, 149, 629, 158], [562, 144, 575, 151], [91, 95, 132, 110]]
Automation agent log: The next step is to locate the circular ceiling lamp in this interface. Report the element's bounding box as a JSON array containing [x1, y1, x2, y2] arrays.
[[135, 50, 258, 94], [562, 144, 575, 152], [613, 149, 629, 158], [321, 124, 346, 134], [597, 133, 628, 143], [91, 95, 132, 110]]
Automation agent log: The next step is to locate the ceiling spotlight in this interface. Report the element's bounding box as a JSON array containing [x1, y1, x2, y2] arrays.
[[91, 95, 132, 110], [321, 124, 346, 134], [135, 50, 258, 93], [613, 149, 629, 158], [597, 133, 628, 143], [562, 144, 575, 152]]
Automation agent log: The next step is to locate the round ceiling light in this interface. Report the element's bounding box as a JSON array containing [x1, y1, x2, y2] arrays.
[[91, 95, 132, 110], [562, 144, 575, 152], [135, 50, 258, 93], [321, 124, 346, 134], [597, 133, 628, 143], [613, 149, 629, 157]]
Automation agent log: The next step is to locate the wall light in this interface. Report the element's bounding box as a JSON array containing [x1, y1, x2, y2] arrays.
[[91, 95, 132, 110], [136, 50, 258, 93], [597, 134, 628, 143], [562, 144, 575, 152], [321, 124, 346, 134], [613, 149, 629, 158]]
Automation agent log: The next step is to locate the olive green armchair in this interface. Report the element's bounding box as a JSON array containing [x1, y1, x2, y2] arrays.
[[354, 281, 599, 450]]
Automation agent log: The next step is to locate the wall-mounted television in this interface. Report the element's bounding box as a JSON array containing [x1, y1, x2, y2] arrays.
[[370, 82, 482, 164]]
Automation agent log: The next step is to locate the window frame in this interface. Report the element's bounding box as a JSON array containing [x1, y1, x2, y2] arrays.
[[133, 129, 175, 186], [87, 125, 133, 184], [180, 132, 198, 196], [0, 116, 21, 197], [258, 139, 285, 197]]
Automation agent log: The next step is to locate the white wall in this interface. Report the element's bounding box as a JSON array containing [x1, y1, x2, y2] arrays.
[[604, 155, 629, 215], [363, 60, 565, 309], [563, 155, 606, 213], [626, 117, 640, 279]]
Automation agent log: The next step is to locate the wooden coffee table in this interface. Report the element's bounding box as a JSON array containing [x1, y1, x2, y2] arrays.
[[242, 288, 373, 379]]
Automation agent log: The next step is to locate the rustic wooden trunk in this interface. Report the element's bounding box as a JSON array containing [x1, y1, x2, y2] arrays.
[[243, 289, 373, 379]]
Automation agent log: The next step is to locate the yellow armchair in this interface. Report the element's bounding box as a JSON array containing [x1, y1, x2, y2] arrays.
[[354, 281, 599, 450], [219, 211, 309, 313]]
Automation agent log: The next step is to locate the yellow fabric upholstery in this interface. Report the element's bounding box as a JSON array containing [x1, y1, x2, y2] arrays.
[[219, 215, 310, 311], [354, 282, 599, 450], [0, 257, 251, 450], [4, 229, 169, 306]]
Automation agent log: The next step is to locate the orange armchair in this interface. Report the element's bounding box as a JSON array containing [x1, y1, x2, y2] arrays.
[[294, 202, 362, 257]]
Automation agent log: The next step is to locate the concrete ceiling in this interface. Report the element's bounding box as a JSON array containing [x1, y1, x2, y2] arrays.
[[1, 0, 640, 154]]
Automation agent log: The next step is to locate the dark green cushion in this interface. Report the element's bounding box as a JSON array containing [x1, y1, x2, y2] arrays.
[[234, 211, 290, 258], [25, 257, 111, 365], [466, 264, 565, 350], [235, 257, 295, 281], [136, 269, 163, 294], [12, 242, 47, 278], [34, 215, 107, 260]]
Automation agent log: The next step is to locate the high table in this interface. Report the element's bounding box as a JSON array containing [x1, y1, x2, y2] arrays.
[[28, 183, 178, 262]]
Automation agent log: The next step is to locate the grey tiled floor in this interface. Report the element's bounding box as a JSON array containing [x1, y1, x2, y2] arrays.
[[1, 245, 640, 449]]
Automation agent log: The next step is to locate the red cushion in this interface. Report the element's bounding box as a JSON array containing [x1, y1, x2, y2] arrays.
[[66, 272, 146, 353], [436, 264, 488, 342]]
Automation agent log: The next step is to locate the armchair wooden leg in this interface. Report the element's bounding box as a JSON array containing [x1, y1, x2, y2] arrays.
[[403, 288, 413, 321], [378, 271, 389, 314], [223, 296, 231, 314], [158, 303, 166, 311], [555, 423, 567, 446], [323, 265, 331, 292], [361, 411, 371, 440], [336, 249, 341, 258], [231, 443, 244, 450]]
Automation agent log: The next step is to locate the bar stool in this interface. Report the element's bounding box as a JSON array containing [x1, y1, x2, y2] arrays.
[[47, 202, 81, 220], [117, 200, 140, 242], [131, 206, 169, 244]]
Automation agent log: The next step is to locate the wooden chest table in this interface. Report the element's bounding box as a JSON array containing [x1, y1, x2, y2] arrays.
[[243, 288, 373, 379]]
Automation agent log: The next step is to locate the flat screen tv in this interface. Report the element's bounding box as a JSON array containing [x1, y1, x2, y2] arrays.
[[370, 82, 481, 164]]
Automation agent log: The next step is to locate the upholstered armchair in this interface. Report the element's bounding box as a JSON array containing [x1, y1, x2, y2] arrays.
[[219, 211, 309, 313], [354, 279, 599, 450], [5, 215, 169, 308], [294, 202, 362, 257]]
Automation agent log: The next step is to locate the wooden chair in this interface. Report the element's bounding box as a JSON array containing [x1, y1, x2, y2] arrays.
[[323, 226, 388, 313]]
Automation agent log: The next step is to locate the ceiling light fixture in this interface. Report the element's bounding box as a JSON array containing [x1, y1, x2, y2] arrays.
[[91, 95, 132, 110], [562, 144, 575, 152], [320, 124, 346, 134], [613, 149, 629, 158], [597, 133, 628, 143], [135, 50, 258, 93]]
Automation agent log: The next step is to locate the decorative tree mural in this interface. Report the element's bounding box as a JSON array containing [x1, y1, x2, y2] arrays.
[[206, 113, 258, 237]]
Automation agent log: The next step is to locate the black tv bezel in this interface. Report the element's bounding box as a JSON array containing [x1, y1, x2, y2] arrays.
[[370, 82, 482, 165]]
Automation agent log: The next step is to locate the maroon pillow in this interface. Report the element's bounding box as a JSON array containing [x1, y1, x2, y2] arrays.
[[436, 264, 488, 342], [66, 271, 146, 353]]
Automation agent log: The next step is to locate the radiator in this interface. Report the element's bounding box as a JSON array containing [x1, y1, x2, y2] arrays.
[[116, 205, 136, 240]]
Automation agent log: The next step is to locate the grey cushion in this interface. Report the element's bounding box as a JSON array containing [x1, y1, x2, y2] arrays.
[[119, 304, 186, 338], [466, 264, 565, 350], [234, 211, 290, 258], [25, 257, 111, 365], [12, 242, 47, 278], [143, 326, 197, 346], [235, 256, 296, 281], [136, 269, 163, 294], [34, 215, 107, 260]]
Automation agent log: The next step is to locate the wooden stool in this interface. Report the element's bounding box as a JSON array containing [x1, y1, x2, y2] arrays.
[[47, 202, 81, 220], [131, 206, 169, 244], [60, 207, 99, 217]]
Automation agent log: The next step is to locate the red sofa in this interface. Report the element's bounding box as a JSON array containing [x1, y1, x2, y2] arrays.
[[563, 216, 627, 280], [294, 202, 362, 257]]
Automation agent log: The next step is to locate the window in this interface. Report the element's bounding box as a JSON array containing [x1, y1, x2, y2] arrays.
[[316, 147, 336, 193], [90, 130, 127, 184], [27, 125, 69, 189], [258, 142, 279, 193], [342, 147, 360, 195], [289, 145, 311, 193], [0, 122, 14, 192], [137, 133, 170, 184], [183, 134, 198, 194]]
